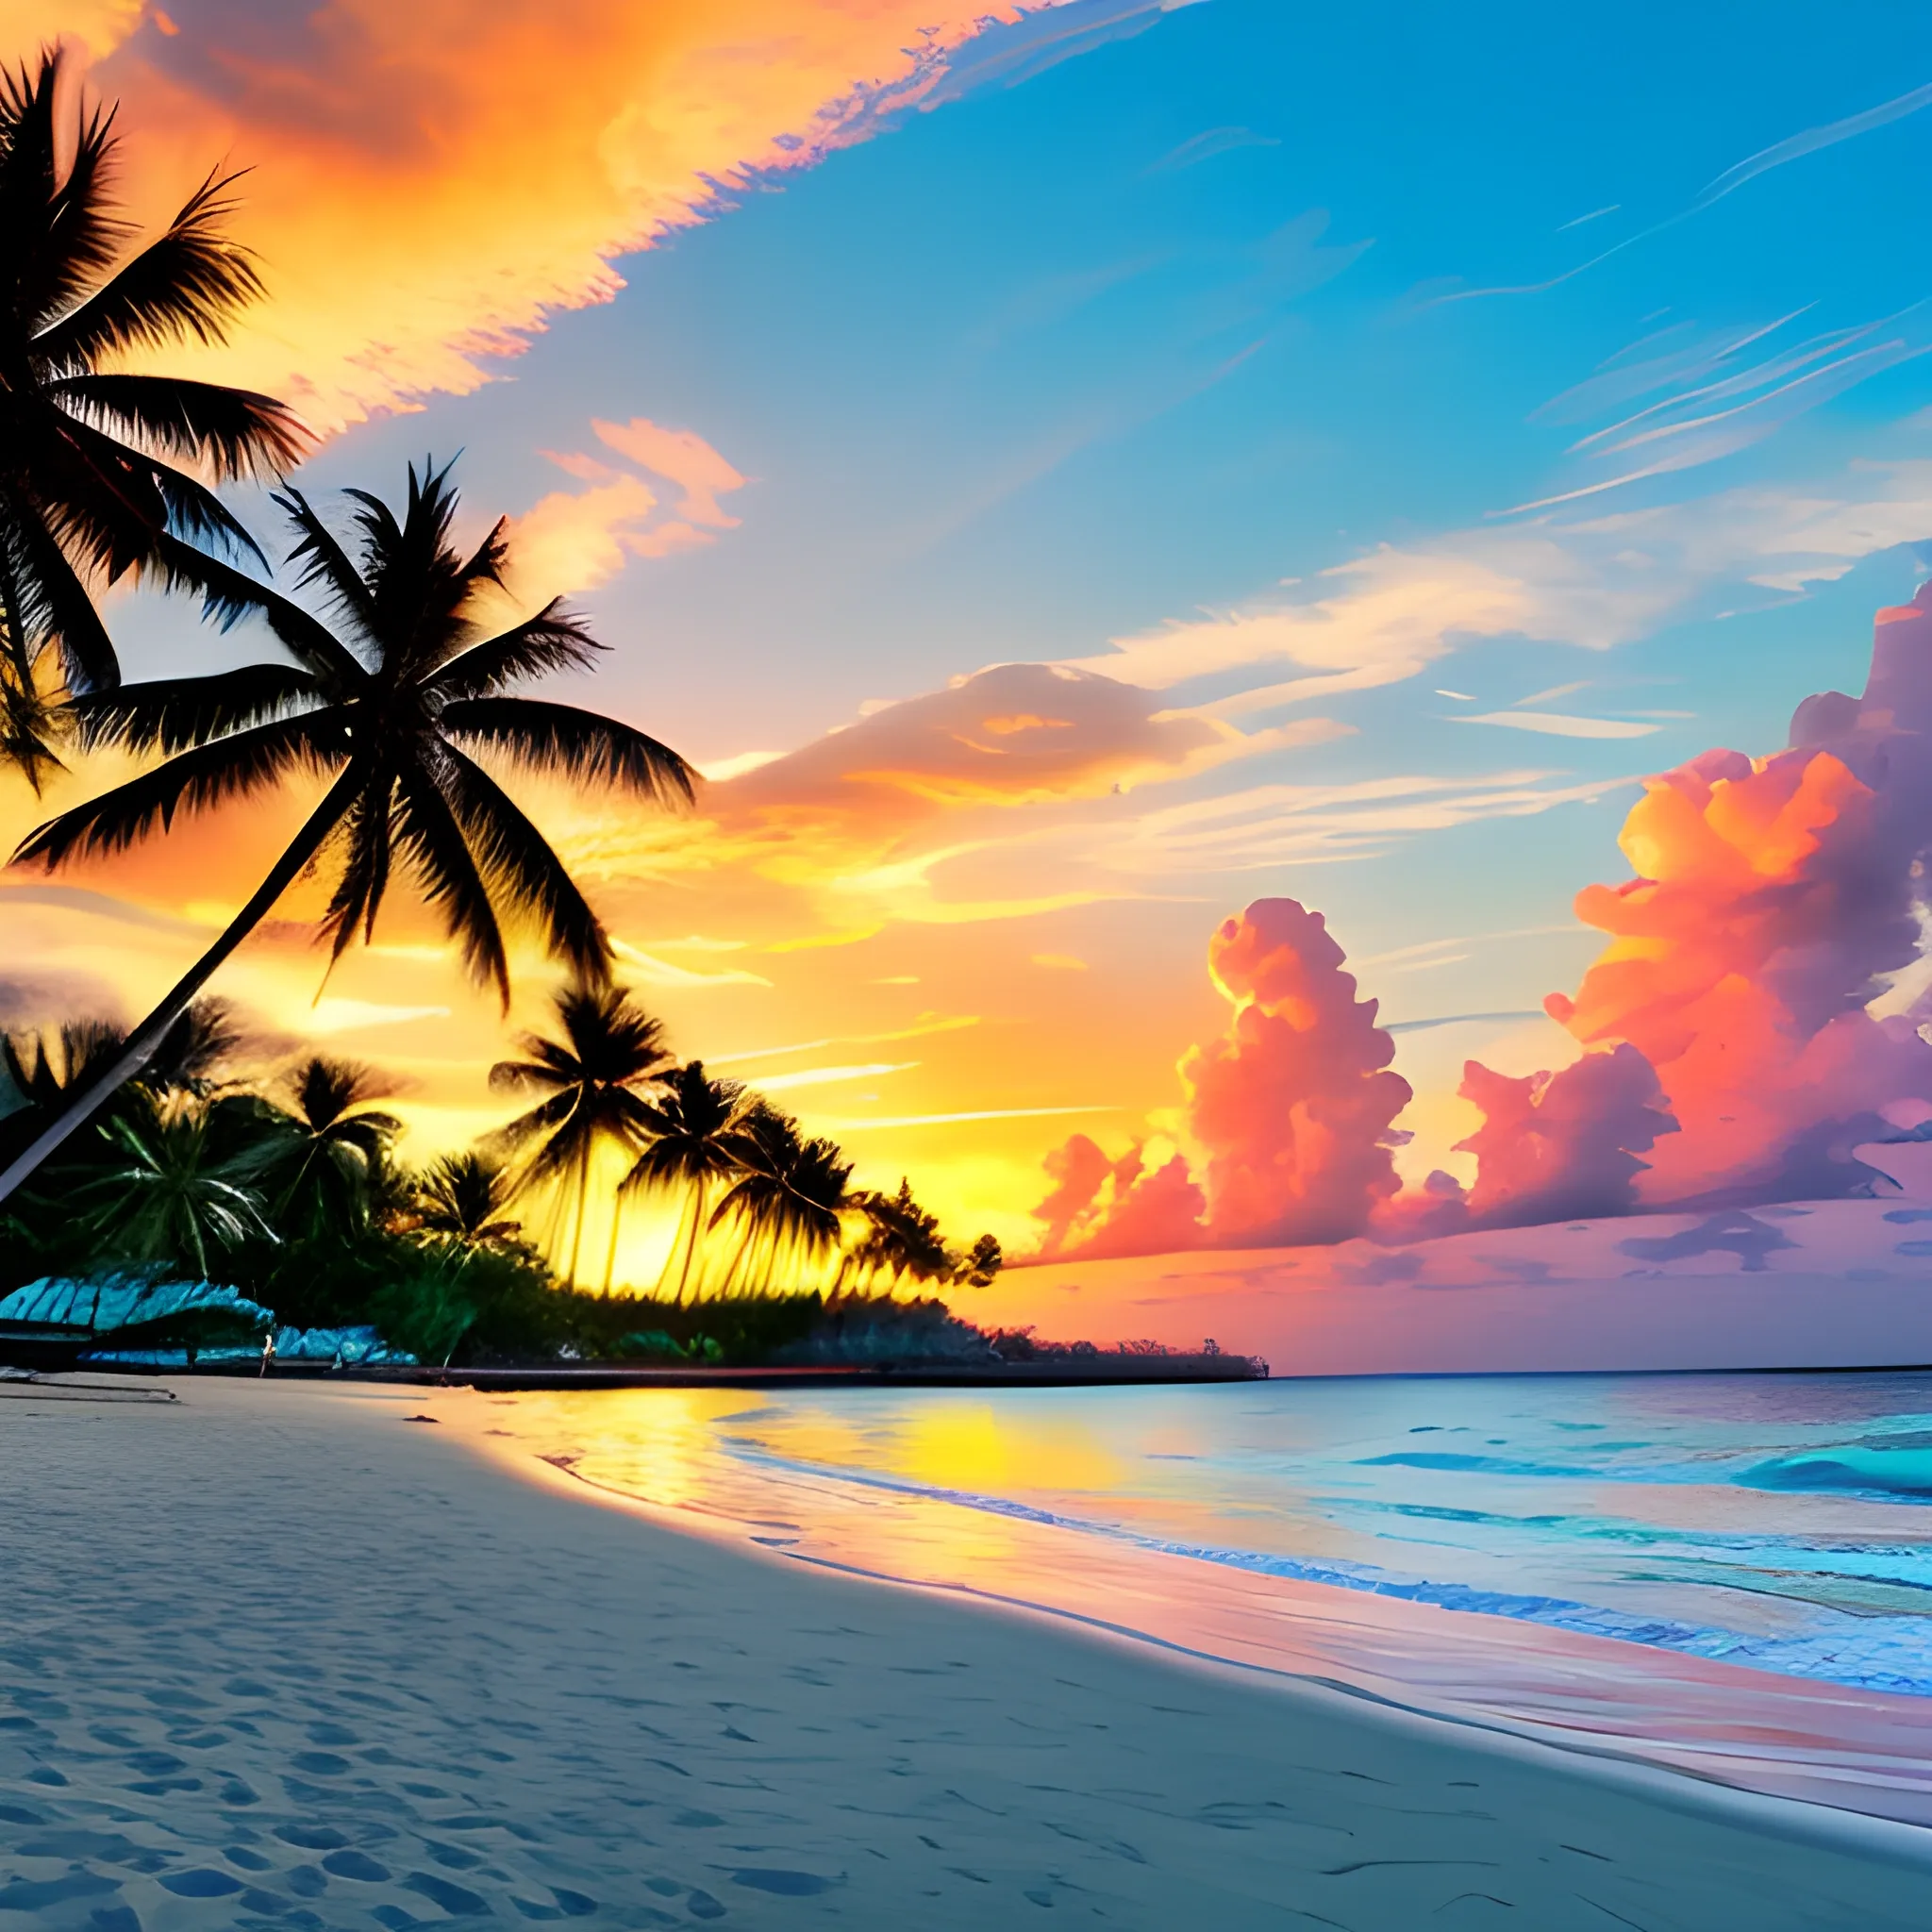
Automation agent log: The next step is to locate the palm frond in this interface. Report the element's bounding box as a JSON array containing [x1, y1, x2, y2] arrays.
[[439, 697, 695, 806], [31, 168, 269, 368], [52, 374, 308, 482], [387, 762, 511, 1006], [12, 714, 343, 867], [150, 534, 367, 686], [5, 497, 120, 691], [2, 56, 127, 329], [275, 488, 382, 640], [66, 663, 322, 757], [438, 745, 609, 982], [311, 786, 394, 966], [426, 600, 601, 699]]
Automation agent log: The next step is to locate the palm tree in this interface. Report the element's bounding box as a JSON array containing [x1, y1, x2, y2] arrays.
[[409, 1150, 523, 1247], [708, 1104, 853, 1292], [490, 983, 674, 1286], [74, 1088, 275, 1278], [620, 1059, 749, 1300], [956, 1231, 1004, 1289], [843, 1177, 952, 1291], [0, 997, 237, 1167], [268, 1057, 401, 1241], [0, 461, 694, 1208], [0, 50, 306, 785]]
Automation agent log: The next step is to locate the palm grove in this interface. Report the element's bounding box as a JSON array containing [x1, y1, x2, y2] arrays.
[[0, 54, 1000, 1363]]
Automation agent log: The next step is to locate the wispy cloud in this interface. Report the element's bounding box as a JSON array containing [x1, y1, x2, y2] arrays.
[[1146, 125, 1281, 173], [1063, 458, 1932, 706], [30, 1, 1118, 429], [1450, 710, 1660, 740], [510, 419, 749, 593], [611, 939, 774, 990], [708, 1013, 980, 1065], [1091, 771, 1635, 874], [820, 1104, 1124, 1129], [757, 1060, 919, 1094], [1502, 307, 1932, 514], [1431, 76, 1932, 309]]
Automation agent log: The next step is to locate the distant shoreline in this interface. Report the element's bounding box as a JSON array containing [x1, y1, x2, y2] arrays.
[[24, 1351, 1268, 1391]]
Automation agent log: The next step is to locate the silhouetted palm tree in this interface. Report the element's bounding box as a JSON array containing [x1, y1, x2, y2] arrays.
[[0, 997, 238, 1166], [269, 1057, 401, 1240], [0, 50, 306, 784], [709, 1104, 852, 1291], [621, 1059, 749, 1300], [490, 984, 674, 1286], [843, 1176, 952, 1291], [409, 1150, 522, 1247], [1, 462, 693, 1208]]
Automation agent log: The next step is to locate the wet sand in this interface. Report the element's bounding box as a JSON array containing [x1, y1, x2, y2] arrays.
[[4, 1375, 1931, 1929]]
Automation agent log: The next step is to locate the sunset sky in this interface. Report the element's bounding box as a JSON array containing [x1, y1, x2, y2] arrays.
[[10, 0, 1932, 1281]]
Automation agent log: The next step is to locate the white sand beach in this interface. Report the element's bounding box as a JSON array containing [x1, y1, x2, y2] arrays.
[[6, 1375, 1932, 1930]]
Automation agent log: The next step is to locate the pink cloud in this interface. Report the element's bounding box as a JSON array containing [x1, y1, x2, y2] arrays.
[[594, 418, 749, 529], [1031, 898, 1410, 1258], [1455, 1043, 1676, 1226], [27, 2, 1100, 429], [1184, 900, 1413, 1245]]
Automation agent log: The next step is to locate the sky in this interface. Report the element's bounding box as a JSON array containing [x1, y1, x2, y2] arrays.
[[11, 0, 1932, 1286]]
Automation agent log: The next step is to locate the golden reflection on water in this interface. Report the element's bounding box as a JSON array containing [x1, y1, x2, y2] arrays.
[[448, 1383, 1932, 1826]]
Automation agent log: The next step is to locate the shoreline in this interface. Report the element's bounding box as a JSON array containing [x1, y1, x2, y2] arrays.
[[35, 1354, 1267, 1390], [6, 1375, 1932, 1927]]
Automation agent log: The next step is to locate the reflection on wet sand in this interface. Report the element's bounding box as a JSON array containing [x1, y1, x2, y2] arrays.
[[456, 1382, 1932, 1826]]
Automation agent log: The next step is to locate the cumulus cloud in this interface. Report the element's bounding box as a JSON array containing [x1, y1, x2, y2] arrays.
[[1405, 583, 1932, 1224], [1182, 899, 1412, 1243], [27, 1, 1119, 428], [1031, 1133, 1205, 1259], [1031, 898, 1410, 1257], [1454, 1043, 1676, 1225], [1539, 594, 1932, 1205]]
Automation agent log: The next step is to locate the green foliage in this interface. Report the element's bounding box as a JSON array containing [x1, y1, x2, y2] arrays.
[[368, 1244, 479, 1368], [72, 1091, 278, 1277]]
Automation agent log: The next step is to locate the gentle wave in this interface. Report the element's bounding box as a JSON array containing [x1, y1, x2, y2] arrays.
[[718, 1437, 1932, 1696], [1745, 1446, 1932, 1500]]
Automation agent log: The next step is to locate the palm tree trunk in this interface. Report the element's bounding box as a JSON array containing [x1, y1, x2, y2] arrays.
[[675, 1175, 707, 1304], [0, 766, 363, 1208], [600, 1187, 624, 1295], [567, 1138, 591, 1286]]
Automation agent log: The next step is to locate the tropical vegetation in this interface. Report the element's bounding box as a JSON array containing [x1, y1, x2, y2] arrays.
[[0, 49, 1003, 1368], [0, 996, 1005, 1366]]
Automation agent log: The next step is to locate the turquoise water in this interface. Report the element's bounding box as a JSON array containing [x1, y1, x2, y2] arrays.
[[682, 1372, 1932, 1697]]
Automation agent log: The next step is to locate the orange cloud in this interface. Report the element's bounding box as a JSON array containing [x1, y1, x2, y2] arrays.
[[507, 419, 752, 592], [25, 2, 1074, 429]]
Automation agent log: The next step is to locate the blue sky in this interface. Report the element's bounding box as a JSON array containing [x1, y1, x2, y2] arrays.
[[276, 0, 1932, 1004], [34, 0, 1932, 1242]]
